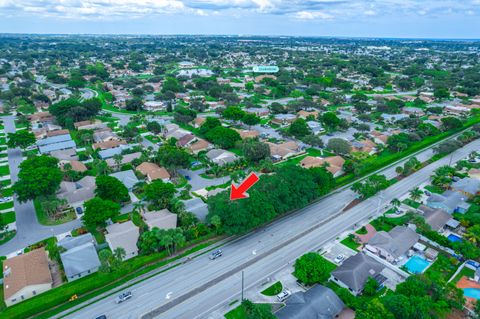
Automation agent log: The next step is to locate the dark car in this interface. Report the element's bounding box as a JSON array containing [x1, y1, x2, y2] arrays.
[[76, 207, 84, 215], [95, 316, 107, 319], [209, 249, 223, 260]]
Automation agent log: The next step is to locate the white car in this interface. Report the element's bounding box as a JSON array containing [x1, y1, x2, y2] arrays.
[[334, 254, 345, 264], [0, 197, 12, 203], [115, 291, 132, 304], [277, 290, 291, 302]]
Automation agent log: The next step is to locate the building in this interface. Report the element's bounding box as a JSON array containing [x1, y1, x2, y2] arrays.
[[365, 226, 420, 263], [105, 221, 140, 260], [58, 234, 101, 282], [330, 253, 386, 296], [418, 205, 457, 231], [267, 141, 302, 161], [271, 114, 297, 125], [109, 170, 139, 191], [206, 149, 239, 166], [426, 190, 471, 214], [450, 177, 480, 198], [3, 248, 53, 307], [97, 144, 138, 159], [276, 285, 345, 319], [60, 160, 88, 173], [105, 152, 142, 168], [136, 162, 171, 182], [187, 138, 212, 154], [299, 156, 345, 177], [36, 133, 77, 154], [57, 176, 96, 210], [143, 209, 177, 230]]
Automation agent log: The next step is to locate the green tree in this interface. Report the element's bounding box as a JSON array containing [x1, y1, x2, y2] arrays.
[[288, 118, 310, 138], [293, 252, 332, 285], [327, 138, 352, 155], [321, 112, 341, 130], [199, 117, 221, 135], [241, 139, 270, 162], [356, 299, 393, 319], [441, 117, 463, 131], [83, 197, 121, 229], [222, 106, 246, 122], [13, 155, 63, 202], [7, 130, 36, 149], [409, 187, 423, 202], [143, 180, 176, 209], [205, 126, 241, 149], [363, 277, 380, 296], [95, 175, 130, 203], [156, 145, 191, 173], [242, 113, 260, 127]]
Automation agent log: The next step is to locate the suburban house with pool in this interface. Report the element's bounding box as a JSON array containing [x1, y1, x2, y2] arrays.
[[365, 226, 420, 263]]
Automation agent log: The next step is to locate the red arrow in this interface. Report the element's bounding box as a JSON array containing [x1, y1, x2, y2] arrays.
[[230, 173, 260, 201]]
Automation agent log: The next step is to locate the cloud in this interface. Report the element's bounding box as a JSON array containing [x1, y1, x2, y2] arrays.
[[0, 0, 478, 21]]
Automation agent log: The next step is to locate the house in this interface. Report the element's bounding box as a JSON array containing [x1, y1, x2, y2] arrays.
[[136, 162, 171, 182], [418, 205, 460, 231], [306, 121, 324, 135], [271, 114, 297, 125], [109, 170, 139, 191], [233, 128, 260, 140], [402, 107, 425, 116], [330, 253, 386, 296], [177, 134, 196, 147], [36, 133, 77, 154], [29, 111, 54, 125], [93, 130, 121, 143], [105, 152, 142, 168], [46, 129, 69, 138], [3, 248, 53, 307], [297, 110, 319, 120], [98, 144, 138, 159], [206, 149, 238, 166], [58, 234, 101, 282], [299, 156, 345, 177], [365, 226, 420, 263], [276, 285, 345, 319], [426, 190, 471, 214], [142, 209, 177, 230], [92, 140, 127, 151], [381, 114, 409, 123], [60, 160, 88, 173], [351, 139, 377, 155], [143, 101, 165, 111], [57, 176, 96, 209], [266, 141, 302, 161], [191, 117, 206, 128], [450, 177, 480, 198], [105, 221, 140, 260], [50, 148, 79, 161], [245, 107, 270, 118], [74, 120, 92, 129], [187, 138, 212, 154]]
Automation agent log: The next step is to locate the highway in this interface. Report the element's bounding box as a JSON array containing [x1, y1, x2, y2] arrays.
[[62, 138, 479, 319]]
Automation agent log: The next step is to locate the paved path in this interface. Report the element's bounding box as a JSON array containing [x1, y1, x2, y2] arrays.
[[0, 116, 81, 256], [61, 136, 480, 319]]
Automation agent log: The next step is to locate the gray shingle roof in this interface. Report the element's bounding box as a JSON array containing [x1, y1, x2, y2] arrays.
[[59, 234, 100, 279], [276, 285, 344, 319], [331, 253, 385, 293], [367, 226, 419, 259]]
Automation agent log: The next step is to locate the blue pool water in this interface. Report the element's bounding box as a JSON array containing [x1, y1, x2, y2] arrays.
[[464, 288, 480, 299], [404, 255, 431, 274], [448, 234, 463, 242]]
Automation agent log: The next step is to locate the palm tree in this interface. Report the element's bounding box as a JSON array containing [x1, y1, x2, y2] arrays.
[[172, 230, 186, 253], [159, 231, 174, 255], [133, 201, 145, 214], [390, 198, 401, 212], [409, 187, 423, 202], [465, 225, 480, 245]]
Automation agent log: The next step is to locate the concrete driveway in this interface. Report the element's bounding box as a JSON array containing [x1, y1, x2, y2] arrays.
[[178, 168, 230, 192]]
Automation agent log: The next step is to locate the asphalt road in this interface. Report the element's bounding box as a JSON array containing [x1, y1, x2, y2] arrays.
[[62, 137, 480, 319], [0, 116, 81, 256]]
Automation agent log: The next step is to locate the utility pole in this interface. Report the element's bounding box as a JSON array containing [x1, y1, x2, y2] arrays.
[[241, 271, 244, 301]]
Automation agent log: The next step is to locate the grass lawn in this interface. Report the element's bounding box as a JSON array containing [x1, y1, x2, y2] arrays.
[[0, 230, 16, 245], [144, 134, 160, 143], [261, 281, 283, 296], [425, 254, 460, 282], [424, 184, 444, 194], [453, 266, 475, 283], [356, 226, 368, 235], [0, 211, 16, 226], [340, 234, 361, 251], [402, 198, 421, 209], [0, 164, 10, 176], [225, 303, 273, 319], [371, 215, 411, 232], [34, 199, 77, 226], [0, 201, 14, 211]]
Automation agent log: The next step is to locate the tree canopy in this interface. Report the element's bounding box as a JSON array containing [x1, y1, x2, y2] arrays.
[[95, 175, 130, 203]]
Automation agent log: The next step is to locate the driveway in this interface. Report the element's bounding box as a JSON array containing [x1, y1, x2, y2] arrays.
[[178, 168, 230, 192], [0, 116, 81, 256]]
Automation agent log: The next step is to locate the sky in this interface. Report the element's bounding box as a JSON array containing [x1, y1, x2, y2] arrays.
[[0, 0, 480, 39]]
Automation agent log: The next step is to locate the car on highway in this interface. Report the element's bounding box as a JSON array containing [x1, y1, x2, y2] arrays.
[[277, 290, 291, 302], [115, 291, 132, 304], [334, 254, 345, 264], [209, 249, 223, 260], [95, 316, 107, 319]]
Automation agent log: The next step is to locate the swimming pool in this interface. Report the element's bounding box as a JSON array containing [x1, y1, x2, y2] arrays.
[[464, 288, 480, 299], [404, 255, 431, 274], [448, 234, 463, 242]]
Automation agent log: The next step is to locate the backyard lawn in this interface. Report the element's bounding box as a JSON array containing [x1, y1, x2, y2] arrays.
[[371, 215, 411, 232], [34, 199, 77, 226], [0, 164, 10, 176]]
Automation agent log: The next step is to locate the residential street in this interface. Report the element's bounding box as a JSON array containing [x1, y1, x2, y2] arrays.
[[60, 136, 480, 319], [0, 116, 81, 256]]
